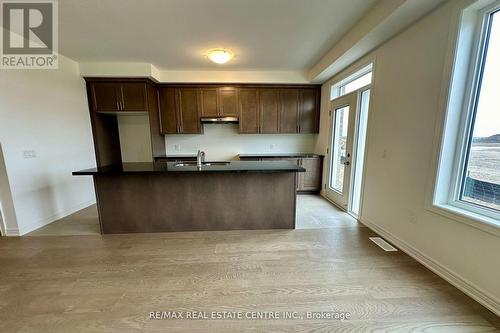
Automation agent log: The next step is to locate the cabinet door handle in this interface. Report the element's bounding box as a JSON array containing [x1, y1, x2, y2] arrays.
[[116, 101, 120, 111]]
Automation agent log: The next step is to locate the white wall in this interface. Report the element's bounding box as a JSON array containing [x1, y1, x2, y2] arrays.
[[317, 0, 500, 312], [166, 124, 316, 161], [118, 115, 153, 162], [79, 62, 309, 84], [158, 70, 309, 84], [0, 55, 96, 235]]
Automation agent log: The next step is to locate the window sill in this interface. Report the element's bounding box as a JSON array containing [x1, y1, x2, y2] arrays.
[[427, 202, 500, 237]]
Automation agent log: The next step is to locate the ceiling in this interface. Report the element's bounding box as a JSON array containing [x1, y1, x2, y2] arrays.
[[59, 0, 377, 71]]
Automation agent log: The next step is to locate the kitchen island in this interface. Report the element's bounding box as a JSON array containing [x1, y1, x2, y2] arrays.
[[73, 161, 304, 234]]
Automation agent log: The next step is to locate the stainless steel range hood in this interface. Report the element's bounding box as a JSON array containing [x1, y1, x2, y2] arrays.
[[200, 116, 239, 124]]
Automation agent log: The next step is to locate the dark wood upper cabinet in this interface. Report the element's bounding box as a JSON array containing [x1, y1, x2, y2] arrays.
[[120, 82, 148, 111], [178, 88, 201, 134], [145, 84, 166, 158], [219, 87, 238, 116], [158, 87, 202, 134], [259, 88, 280, 134], [200, 88, 218, 117], [158, 87, 178, 134], [90, 81, 148, 113], [157, 84, 319, 134], [91, 82, 121, 112], [279, 89, 300, 133], [85, 78, 165, 165], [299, 89, 319, 133], [239, 88, 259, 133]]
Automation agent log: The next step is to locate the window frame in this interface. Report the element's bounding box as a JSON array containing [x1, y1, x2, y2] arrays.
[[330, 63, 373, 100], [428, 0, 500, 236], [449, 3, 500, 220]]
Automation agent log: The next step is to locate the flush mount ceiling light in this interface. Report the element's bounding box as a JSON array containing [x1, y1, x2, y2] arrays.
[[206, 48, 234, 64]]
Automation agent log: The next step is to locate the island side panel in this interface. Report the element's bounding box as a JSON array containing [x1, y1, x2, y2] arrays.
[[93, 172, 296, 233], [94, 174, 154, 233]]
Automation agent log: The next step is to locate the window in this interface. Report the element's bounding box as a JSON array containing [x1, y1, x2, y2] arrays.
[[460, 9, 500, 212], [432, 1, 500, 229], [331, 64, 373, 100], [329, 106, 350, 193]]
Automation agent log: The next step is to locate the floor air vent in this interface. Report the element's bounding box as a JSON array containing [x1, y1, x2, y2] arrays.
[[369, 237, 398, 251]]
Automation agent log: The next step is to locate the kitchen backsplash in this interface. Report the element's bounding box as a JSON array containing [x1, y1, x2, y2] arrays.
[[165, 124, 317, 161]]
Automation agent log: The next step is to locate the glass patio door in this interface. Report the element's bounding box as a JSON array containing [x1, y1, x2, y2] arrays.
[[325, 92, 357, 209]]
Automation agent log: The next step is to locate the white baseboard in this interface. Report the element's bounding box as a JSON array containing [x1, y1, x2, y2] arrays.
[[5, 227, 20, 236], [359, 217, 500, 316], [18, 199, 96, 236]]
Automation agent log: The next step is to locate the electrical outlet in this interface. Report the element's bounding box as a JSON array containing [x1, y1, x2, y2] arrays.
[[23, 150, 37, 159], [269, 144, 276, 150], [174, 144, 180, 151]]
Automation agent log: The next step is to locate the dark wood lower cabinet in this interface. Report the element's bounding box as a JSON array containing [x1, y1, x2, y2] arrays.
[[239, 155, 323, 193], [298, 157, 322, 191]]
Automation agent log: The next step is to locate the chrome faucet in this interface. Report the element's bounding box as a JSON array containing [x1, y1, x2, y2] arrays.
[[197, 150, 205, 168]]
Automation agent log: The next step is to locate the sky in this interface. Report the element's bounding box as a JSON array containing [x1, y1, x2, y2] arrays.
[[473, 10, 500, 138]]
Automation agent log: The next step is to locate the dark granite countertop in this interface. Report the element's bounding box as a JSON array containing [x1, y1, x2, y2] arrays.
[[73, 161, 305, 175], [238, 153, 324, 158]]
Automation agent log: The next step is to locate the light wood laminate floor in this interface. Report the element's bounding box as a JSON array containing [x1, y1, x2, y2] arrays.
[[2, 196, 498, 332]]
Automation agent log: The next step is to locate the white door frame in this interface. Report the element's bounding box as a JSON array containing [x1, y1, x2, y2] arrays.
[[346, 86, 371, 217], [324, 91, 358, 209], [324, 86, 371, 216]]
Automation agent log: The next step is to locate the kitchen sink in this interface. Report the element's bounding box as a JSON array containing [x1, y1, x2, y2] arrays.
[[174, 161, 230, 167]]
